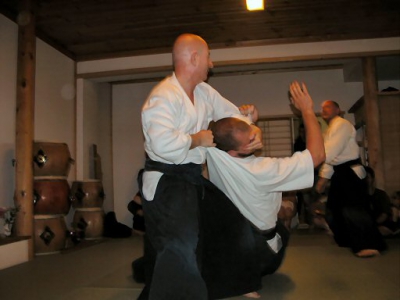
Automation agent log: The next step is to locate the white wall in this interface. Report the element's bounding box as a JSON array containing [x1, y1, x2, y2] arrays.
[[35, 39, 76, 181], [211, 71, 400, 118], [112, 83, 154, 226], [95, 83, 114, 214], [81, 80, 113, 214], [0, 15, 18, 209], [210, 69, 362, 120]]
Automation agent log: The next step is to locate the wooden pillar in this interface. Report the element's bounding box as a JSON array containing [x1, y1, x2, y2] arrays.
[[14, 0, 36, 260], [362, 57, 384, 189]]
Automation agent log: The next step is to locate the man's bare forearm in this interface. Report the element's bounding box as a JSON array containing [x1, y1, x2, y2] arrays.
[[289, 81, 325, 167], [302, 109, 325, 167]]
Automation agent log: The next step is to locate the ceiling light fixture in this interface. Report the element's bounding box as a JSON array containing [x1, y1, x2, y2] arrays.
[[246, 0, 264, 11]]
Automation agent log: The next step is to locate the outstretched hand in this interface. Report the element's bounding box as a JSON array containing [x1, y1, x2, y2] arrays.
[[289, 81, 314, 113]]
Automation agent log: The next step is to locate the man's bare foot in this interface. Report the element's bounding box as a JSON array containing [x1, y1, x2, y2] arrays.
[[244, 291, 261, 298], [356, 249, 380, 258]]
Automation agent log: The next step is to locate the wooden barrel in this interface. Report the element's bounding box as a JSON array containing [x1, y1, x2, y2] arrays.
[[33, 141, 73, 177], [73, 208, 104, 240], [33, 177, 71, 215], [70, 180, 105, 209], [34, 214, 67, 255]]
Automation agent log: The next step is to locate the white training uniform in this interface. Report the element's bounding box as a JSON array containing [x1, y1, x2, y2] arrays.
[[207, 148, 314, 231], [141, 73, 250, 200], [319, 116, 364, 180]]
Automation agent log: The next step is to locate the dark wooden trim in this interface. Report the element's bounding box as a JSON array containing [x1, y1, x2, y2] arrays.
[[362, 57, 385, 189], [14, 0, 36, 260]]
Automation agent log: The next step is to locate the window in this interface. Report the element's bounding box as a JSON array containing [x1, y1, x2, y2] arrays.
[[257, 116, 307, 157], [257, 115, 325, 158]]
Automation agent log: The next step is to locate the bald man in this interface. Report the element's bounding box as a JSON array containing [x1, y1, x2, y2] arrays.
[[316, 100, 386, 257], [140, 33, 262, 300]]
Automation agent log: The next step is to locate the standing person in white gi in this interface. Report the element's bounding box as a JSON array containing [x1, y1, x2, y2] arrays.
[[140, 33, 261, 300], [206, 82, 325, 290], [315, 100, 387, 257]]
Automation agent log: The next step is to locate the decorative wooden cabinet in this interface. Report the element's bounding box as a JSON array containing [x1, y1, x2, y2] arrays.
[[349, 91, 400, 197]]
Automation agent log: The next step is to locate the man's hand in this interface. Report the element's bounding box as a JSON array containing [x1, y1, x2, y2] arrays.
[[190, 130, 216, 149], [289, 81, 313, 113], [290, 80, 326, 168], [239, 104, 259, 123], [244, 124, 263, 153]]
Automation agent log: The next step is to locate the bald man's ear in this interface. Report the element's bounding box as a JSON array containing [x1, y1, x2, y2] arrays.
[[191, 51, 199, 66]]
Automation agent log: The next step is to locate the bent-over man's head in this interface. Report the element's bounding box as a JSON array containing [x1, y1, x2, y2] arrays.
[[210, 117, 255, 158]]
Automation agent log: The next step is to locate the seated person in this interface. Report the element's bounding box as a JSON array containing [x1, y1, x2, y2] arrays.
[[206, 81, 325, 294], [365, 166, 399, 236]]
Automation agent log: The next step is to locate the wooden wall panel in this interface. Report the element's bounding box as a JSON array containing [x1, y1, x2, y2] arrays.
[[379, 93, 400, 196]]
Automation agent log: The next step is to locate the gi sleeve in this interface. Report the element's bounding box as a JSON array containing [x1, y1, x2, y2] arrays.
[[205, 83, 253, 124]]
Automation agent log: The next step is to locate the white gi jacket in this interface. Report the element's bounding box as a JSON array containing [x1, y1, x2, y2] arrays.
[[141, 73, 250, 200], [319, 116, 364, 180], [206, 148, 314, 231]]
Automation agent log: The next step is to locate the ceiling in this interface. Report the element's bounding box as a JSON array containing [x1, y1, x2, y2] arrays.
[[1, 0, 399, 81]]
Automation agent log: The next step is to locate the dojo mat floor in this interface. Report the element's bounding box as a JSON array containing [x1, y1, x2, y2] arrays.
[[0, 229, 399, 300]]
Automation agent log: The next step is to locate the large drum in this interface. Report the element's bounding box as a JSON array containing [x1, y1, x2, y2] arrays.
[[70, 180, 105, 209], [34, 214, 67, 255], [73, 208, 104, 240], [33, 177, 71, 215], [33, 141, 73, 177]]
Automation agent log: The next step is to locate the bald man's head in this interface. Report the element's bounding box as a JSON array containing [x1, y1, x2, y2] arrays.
[[172, 34, 213, 83], [172, 34, 206, 64]]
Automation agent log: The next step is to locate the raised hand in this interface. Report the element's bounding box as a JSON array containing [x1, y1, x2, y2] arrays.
[[289, 81, 314, 113]]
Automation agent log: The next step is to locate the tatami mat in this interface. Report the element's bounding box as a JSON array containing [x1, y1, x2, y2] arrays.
[[0, 230, 398, 300]]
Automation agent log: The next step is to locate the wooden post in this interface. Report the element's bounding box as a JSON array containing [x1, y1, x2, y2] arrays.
[[362, 57, 385, 189], [14, 0, 36, 260]]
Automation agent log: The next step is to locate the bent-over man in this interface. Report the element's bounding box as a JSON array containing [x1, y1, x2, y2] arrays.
[[205, 81, 325, 296]]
